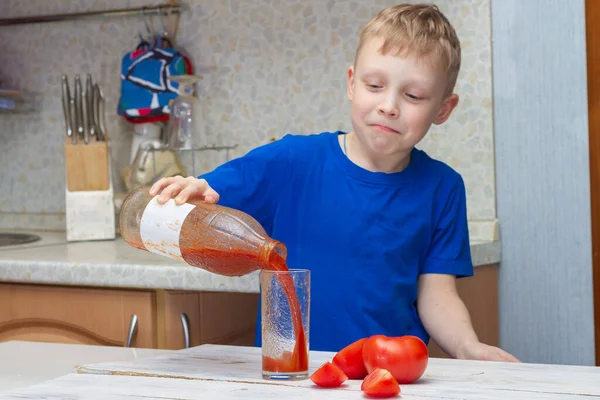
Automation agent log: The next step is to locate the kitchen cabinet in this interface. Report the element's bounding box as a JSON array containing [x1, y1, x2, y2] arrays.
[[158, 290, 258, 349], [0, 283, 258, 350], [0, 263, 498, 354]]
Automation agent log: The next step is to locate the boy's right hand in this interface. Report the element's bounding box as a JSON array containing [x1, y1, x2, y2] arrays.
[[149, 176, 220, 205]]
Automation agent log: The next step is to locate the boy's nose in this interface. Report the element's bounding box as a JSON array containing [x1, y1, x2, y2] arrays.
[[378, 105, 399, 118]]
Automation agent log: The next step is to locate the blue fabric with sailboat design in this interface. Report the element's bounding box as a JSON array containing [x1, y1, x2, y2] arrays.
[[118, 38, 191, 121]]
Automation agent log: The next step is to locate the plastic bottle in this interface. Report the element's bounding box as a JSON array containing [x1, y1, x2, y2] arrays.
[[119, 186, 287, 276], [164, 75, 204, 150]]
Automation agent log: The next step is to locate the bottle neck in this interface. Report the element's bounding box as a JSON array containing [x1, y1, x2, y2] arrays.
[[259, 240, 288, 271]]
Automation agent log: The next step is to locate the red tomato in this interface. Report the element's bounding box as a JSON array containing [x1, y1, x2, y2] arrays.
[[362, 335, 428, 384], [361, 368, 401, 398], [332, 338, 368, 379], [310, 361, 348, 388]]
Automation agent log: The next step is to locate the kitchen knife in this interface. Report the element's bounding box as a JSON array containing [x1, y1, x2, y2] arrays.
[[85, 74, 96, 138], [74, 75, 84, 140], [95, 83, 106, 141], [69, 98, 77, 144], [60, 75, 72, 138], [81, 88, 89, 144]]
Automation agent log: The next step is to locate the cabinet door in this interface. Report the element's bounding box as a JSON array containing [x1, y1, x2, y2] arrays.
[[158, 290, 201, 350], [198, 292, 259, 347], [154, 291, 259, 350], [0, 283, 156, 348]]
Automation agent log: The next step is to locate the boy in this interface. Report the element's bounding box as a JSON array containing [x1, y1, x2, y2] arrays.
[[150, 4, 518, 362]]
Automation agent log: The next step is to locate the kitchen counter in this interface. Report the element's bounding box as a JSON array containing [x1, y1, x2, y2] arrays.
[[0, 230, 500, 292]]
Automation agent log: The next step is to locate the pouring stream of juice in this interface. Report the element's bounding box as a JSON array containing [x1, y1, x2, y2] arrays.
[[182, 248, 308, 372]]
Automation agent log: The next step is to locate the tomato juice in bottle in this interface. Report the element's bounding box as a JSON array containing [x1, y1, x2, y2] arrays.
[[119, 187, 308, 375]]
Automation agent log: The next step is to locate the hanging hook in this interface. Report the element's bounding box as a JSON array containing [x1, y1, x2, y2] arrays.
[[143, 7, 154, 37], [140, 7, 152, 38], [164, 0, 180, 43], [158, 6, 169, 39], [137, 7, 147, 43]]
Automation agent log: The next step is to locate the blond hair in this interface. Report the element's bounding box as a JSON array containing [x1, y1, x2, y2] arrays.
[[356, 3, 461, 95]]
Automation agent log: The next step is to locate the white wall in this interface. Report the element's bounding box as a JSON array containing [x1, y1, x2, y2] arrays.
[[492, 0, 596, 365]]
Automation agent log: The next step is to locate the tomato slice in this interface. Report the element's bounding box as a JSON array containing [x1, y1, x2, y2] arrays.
[[310, 361, 348, 388], [361, 368, 401, 398], [332, 338, 369, 379]]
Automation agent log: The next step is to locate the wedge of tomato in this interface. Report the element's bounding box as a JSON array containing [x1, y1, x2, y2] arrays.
[[361, 368, 400, 398], [362, 335, 428, 384], [310, 361, 348, 388], [332, 338, 368, 379]]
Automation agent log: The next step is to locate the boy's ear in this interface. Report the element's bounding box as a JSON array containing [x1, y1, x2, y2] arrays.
[[434, 93, 459, 125], [347, 66, 355, 101]]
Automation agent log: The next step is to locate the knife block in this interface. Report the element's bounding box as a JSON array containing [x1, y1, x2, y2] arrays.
[[64, 139, 110, 191], [64, 138, 116, 242]]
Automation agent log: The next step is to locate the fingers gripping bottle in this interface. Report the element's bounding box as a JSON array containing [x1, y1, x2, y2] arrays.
[[119, 186, 288, 276]]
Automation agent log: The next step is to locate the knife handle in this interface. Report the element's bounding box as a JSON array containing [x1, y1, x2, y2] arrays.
[[61, 75, 72, 138], [86, 74, 96, 137], [74, 75, 83, 138], [81, 90, 89, 144], [69, 98, 77, 145], [95, 83, 106, 141]]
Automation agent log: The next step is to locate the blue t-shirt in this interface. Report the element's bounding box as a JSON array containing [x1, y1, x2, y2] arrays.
[[200, 131, 473, 351]]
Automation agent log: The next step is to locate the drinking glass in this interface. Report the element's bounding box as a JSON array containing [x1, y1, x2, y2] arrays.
[[260, 269, 310, 380]]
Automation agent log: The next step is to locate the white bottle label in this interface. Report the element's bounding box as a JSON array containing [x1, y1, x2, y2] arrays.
[[140, 196, 196, 261]]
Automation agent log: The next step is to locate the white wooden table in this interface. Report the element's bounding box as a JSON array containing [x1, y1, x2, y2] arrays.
[[2, 344, 599, 399], [0, 341, 173, 392]]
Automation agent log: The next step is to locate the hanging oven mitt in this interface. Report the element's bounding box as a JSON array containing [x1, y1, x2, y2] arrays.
[[118, 36, 193, 123]]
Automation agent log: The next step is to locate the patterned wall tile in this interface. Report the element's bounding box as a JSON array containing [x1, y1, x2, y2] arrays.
[[0, 0, 495, 233]]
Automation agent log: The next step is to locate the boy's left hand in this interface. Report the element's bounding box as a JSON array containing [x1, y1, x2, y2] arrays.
[[457, 341, 520, 363]]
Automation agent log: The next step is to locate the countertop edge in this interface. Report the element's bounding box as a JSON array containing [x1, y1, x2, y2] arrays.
[[0, 241, 500, 293]]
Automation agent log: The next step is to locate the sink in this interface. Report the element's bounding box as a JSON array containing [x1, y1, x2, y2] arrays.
[[0, 232, 42, 247]]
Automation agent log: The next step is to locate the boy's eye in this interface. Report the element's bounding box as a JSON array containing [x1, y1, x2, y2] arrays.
[[406, 93, 421, 100], [367, 84, 382, 89]]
